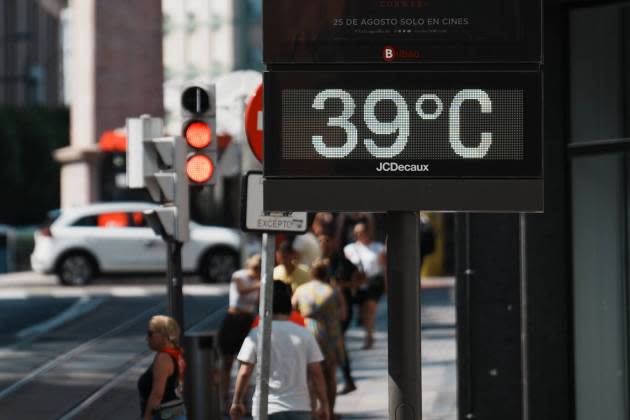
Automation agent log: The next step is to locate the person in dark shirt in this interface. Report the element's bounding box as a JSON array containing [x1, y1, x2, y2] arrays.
[[138, 315, 186, 420], [318, 229, 364, 395]]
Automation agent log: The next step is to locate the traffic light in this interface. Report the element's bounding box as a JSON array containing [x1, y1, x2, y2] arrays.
[[181, 84, 217, 185], [143, 136, 190, 242], [125, 115, 163, 189], [126, 116, 189, 243]]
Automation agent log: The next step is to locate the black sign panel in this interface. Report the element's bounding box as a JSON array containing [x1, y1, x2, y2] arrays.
[[264, 70, 542, 179], [263, 0, 541, 63]]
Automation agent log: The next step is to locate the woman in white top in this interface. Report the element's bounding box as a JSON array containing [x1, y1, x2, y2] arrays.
[[217, 254, 261, 407], [343, 223, 386, 350]]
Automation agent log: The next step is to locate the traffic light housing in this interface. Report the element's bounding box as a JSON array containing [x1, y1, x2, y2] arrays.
[[126, 115, 163, 189], [126, 115, 190, 242], [143, 136, 190, 242], [181, 84, 217, 186]]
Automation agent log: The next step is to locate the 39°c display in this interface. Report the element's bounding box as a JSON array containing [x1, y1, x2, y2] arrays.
[[264, 70, 542, 178]]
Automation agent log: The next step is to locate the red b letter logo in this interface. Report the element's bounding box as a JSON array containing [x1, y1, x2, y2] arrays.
[[383, 46, 396, 62]]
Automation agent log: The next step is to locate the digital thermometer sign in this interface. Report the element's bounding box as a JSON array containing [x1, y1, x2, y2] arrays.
[[264, 70, 542, 179], [261, 1, 543, 211]]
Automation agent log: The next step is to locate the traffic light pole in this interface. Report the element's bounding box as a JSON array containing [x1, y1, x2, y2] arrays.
[[166, 239, 185, 332], [126, 114, 188, 332], [386, 211, 422, 420]]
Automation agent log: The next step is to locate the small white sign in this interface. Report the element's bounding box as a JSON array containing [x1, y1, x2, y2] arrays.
[[242, 172, 308, 233]]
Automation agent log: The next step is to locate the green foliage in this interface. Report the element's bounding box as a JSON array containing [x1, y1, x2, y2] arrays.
[[0, 107, 69, 225]]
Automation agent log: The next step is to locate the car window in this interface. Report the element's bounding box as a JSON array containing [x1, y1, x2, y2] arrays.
[[71, 212, 132, 228], [97, 212, 130, 227], [71, 215, 98, 227]]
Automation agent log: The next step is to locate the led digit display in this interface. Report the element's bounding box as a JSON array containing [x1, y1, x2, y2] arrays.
[[264, 70, 542, 178], [283, 89, 522, 160]]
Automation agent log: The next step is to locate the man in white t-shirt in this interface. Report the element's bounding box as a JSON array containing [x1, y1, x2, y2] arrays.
[[230, 281, 329, 420]]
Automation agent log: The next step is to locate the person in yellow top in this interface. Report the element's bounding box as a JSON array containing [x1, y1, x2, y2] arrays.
[[274, 240, 311, 293]]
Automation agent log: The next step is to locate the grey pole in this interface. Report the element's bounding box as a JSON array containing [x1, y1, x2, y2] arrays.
[[256, 232, 275, 420], [386, 211, 421, 419], [184, 332, 221, 419], [520, 213, 529, 420], [166, 240, 184, 331]]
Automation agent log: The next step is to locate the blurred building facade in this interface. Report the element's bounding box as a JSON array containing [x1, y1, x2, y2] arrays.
[[460, 2, 630, 420], [57, 0, 163, 208], [55, 0, 262, 210], [564, 3, 630, 419], [161, 0, 262, 134], [0, 0, 64, 106]]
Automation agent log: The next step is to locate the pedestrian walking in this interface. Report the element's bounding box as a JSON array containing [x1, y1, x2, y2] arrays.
[[335, 213, 377, 249], [312, 212, 334, 237], [293, 230, 321, 268], [343, 222, 386, 350], [292, 259, 345, 420], [218, 254, 262, 407], [293, 212, 340, 270], [274, 240, 310, 294], [317, 229, 362, 394], [230, 281, 329, 420], [419, 212, 436, 267], [138, 315, 187, 420]]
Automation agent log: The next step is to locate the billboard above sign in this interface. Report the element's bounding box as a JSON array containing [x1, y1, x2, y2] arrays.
[[263, 0, 541, 63], [264, 70, 542, 179]]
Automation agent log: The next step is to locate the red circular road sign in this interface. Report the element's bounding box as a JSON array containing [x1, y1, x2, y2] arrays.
[[245, 83, 263, 163]]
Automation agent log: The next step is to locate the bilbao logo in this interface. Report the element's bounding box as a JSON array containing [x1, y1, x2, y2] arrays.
[[383, 45, 397, 62]]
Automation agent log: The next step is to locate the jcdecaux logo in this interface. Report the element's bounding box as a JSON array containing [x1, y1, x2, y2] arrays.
[[376, 162, 430, 172]]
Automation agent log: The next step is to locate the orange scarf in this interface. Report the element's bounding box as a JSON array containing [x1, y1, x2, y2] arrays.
[[160, 347, 186, 384]]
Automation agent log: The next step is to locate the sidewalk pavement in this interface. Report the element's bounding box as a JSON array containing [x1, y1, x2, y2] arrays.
[[335, 280, 457, 419], [228, 278, 457, 420]]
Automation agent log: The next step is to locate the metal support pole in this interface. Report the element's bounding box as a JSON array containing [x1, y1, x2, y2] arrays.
[[386, 211, 421, 420], [256, 232, 275, 420], [166, 240, 185, 330], [184, 332, 221, 420], [519, 213, 529, 420]]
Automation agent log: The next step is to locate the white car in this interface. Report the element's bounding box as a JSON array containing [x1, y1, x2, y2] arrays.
[[31, 202, 241, 286]]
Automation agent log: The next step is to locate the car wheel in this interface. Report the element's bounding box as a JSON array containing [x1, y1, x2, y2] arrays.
[[202, 250, 238, 284], [57, 253, 96, 286]]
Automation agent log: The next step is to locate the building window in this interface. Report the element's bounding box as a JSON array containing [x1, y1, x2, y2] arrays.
[[569, 4, 630, 420]]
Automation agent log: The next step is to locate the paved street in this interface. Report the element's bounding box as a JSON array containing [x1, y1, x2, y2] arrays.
[[0, 272, 456, 419], [0, 271, 224, 298], [0, 272, 230, 420]]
